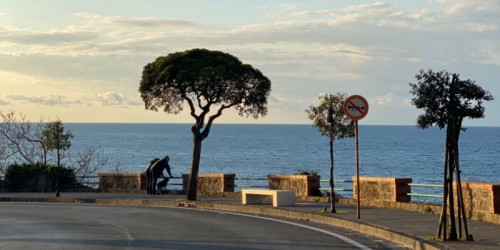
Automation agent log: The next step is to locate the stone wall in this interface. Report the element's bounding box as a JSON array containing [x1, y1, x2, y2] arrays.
[[268, 174, 321, 197], [98, 173, 143, 193], [344, 177, 500, 224], [353, 176, 412, 202], [455, 181, 500, 220], [182, 173, 235, 196]]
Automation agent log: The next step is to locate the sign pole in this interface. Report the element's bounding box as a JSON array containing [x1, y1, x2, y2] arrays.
[[355, 120, 360, 219], [343, 94, 368, 220]]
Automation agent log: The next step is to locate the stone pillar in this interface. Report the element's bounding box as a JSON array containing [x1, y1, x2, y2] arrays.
[[353, 176, 412, 202], [456, 181, 500, 218], [98, 173, 143, 193], [268, 174, 321, 197], [182, 173, 235, 195]]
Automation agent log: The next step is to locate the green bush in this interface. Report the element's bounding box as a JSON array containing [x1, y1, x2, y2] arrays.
[[295, 169, 319, 176], [4, 163, 75, 192]]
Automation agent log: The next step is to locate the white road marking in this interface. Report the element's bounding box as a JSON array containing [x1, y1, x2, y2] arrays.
[[174, 207, 372, 250]]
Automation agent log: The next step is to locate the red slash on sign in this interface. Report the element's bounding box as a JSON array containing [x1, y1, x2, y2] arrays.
[[343, 95, 369, 120]]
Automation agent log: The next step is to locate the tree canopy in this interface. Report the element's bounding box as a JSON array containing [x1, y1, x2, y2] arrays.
[[139, 48, 271, 132], [306, 93, 354, 141], [42, 121, 73, 154], [409, 69, 493, 129], [139, 48, 271, 200]]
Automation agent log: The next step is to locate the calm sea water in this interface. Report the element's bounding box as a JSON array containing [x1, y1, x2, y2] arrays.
[[65, 124, 499, 186]]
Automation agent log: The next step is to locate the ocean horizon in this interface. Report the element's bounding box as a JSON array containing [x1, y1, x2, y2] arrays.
[[64, 123, 498, 185]]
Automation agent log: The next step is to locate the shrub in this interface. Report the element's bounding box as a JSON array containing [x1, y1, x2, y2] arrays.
[[4, 163, 75, 192], [295, 169, 319, 176]]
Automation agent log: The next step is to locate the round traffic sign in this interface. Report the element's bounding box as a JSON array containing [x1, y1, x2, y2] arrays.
[[343, 95, 369, 120]]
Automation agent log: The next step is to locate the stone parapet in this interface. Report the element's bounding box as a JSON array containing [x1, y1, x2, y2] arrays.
[[98, 173, 143, 193], [268, 174, 321, 197], [353, 176, 412, 202], [454, 181, 500, 220], [182, 173, 235, 195]]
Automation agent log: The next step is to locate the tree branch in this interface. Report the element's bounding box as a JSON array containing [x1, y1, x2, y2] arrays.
[[201, 103, 234, 139]]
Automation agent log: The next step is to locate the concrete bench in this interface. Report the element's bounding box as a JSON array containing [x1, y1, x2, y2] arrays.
[[242, 189, 295, 207]]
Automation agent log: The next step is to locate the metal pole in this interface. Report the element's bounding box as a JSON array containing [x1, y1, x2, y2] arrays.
[[355, 120, 360, 219]]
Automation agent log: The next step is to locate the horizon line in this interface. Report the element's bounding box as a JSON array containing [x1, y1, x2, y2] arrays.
[[61, 122, 499, 128]]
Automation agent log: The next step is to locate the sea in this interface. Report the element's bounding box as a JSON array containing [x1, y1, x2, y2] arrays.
[[65, 124, 499, 201]]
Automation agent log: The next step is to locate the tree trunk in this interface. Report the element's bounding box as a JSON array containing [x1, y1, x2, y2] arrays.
[[56, 147, 60, 197], [186, 136, 203, 201], [453, 120, 470, 240], [329, 139, 336, 213], [447, 124, 458, 240], [438, 125, 451, 240], [55, 127, 61, 198]]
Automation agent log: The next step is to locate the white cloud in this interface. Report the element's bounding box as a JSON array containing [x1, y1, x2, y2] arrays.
[[6, 94, 80, 106], [374, 92, 394, 106], [95, 92, 142, 107], [0, 1, 498, 125], [73, 12, 201, 29], [435, 0, 500, 14], [0, 26, 97, 45], [0, 99, 9, 105]]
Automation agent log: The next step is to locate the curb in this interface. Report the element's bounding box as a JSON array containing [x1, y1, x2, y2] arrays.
[[1, 196, 448, 250]]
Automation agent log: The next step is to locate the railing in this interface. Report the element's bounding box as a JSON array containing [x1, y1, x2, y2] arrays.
[[234, 177, 268, 189], [65, 177, 447, 204], [164, 177, 183, 189], [1, 174, 445, 204], [319, 179, 353, 194], [407, 183, 444, 199]]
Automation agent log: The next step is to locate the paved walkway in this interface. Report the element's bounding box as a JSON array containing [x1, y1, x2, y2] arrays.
[[1, 192, 499, 250]]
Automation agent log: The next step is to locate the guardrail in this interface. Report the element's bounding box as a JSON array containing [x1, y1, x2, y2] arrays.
[[407, 183, 444, 198], [319, 179, 354, 193], [234, 177, 268, 189], [1, 174, 445, 203]]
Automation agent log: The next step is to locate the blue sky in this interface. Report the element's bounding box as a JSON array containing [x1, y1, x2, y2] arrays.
[[0, 0, 498, 126]]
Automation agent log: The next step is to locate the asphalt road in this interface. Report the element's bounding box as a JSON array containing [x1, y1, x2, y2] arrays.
[[0, 203, 405, 250]]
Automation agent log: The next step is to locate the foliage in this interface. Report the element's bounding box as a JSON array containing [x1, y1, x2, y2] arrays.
[[306, 92, 355, 213], [409, 69, 493, 241], [295, 169, 318, 176], [42, 120, 73, 153], [4, 163, 75, 192], [409, 69, 493, 129], [42, 120, 73, 196], [305, 93, 355, 140], [0, 110, 106, 181], [139, 48, 271, 125], [139, 48, 271, 200]]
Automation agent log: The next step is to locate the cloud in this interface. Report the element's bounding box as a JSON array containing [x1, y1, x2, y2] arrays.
[[435, 0, 500, 14], [374, 92, 394, 106], [74, 12, 201, 29], [0, 1, 498, 125], [6, 94, 80, 106], [0, 27, 97, 45], [95, 92, 142, 107], [0, 99, 10, 105], [111, 17, 201, 29]]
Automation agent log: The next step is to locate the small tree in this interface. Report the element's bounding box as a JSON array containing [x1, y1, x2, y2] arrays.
[[409, 69, 493, 241], [139, 48, 271, 200], [306, 92, 355, 213], [0, 110, 48, 167], [0, 111, 107, 188], [42, 120, 73, 197]]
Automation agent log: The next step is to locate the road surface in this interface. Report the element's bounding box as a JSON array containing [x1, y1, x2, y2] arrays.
[[0, 203, 405, 249]]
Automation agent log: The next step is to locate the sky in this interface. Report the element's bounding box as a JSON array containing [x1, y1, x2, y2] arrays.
[[0, 0, 499, 126]]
